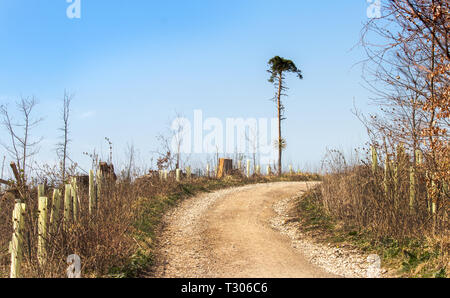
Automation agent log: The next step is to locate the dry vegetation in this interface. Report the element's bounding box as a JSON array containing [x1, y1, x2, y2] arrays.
[[0, 0, 447, 279], [296, 0, 449, 278], [0, 78, 320, 279], [297, 169, 448, 277], [0, 170, 319, 278], [320, 149, 446, 240]]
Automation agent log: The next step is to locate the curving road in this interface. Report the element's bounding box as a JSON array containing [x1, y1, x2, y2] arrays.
[[153, 182, 337, 278]]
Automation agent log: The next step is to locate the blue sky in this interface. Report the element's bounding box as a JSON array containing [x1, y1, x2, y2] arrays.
[[0, 1, 377, 173]]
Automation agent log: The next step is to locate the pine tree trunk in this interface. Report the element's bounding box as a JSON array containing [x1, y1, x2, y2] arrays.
[[277, 72, 283, 176]]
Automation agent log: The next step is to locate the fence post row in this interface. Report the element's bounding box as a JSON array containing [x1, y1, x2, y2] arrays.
[[50, 189, 61, 236], [89, 170, 97, 216], [8, 164, 118, 277], [71, 178, 78, 222], [371, 146, 378, 173], [10, 203, 26, 278], [409, 166, 415, 211], [64, 184, 72, 229], [383, 157, 389, 194], [97, 169, 103, 207], [38, 196, 48, 266], [186, 167, 191, 179], [38, 184, 45, 199]]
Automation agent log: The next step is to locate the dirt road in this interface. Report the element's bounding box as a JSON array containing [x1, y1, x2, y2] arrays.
[[153, 182, 338, 278]]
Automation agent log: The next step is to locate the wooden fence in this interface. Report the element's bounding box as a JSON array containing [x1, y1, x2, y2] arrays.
[[7, 159, 304, 277], [8, 167, 104, 278]]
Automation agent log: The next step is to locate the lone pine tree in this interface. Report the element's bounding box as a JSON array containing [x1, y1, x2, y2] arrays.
[[267, 56, 303, 176]]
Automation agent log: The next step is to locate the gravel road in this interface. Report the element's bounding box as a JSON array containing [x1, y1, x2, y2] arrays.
[[152, 182, 380, 278]]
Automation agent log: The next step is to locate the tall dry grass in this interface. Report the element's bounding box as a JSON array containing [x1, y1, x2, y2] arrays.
[[1, 177, 150, 277], [1, 169, 319, 278], [319, 149, 448, 247]]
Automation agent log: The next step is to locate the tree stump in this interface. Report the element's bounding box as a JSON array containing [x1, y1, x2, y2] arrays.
[[217, 159, 233, 178]]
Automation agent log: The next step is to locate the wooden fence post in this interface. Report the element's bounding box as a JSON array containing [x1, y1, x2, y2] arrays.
[[176, 169, 181, 182], [89, 170, 96, 216], [10, 203, 26, 278], [256, 165, 261, 175], [393, 163, 398, 188], [431, 179, 437, 215], [64, 184, 72, 228], [393, 163, 399, 209], [384, 157, 389, 195], [247, 160, 251, 178], [71, 178, 79, 222], [409, 166, 415, 211], [415, 150, 423, 165], [50, 189, 61, 236], [371, 146, 378, 173], [431, 177, 438, 235], [267, 166, 271, 176], [38, 196, 48, 266], [186, 167, 191, 179], [96, 169, 103, 207], [38, 184, 45, 198]]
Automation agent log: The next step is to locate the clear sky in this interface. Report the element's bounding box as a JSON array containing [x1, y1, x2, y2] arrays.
[[0, 1, 378, 173]]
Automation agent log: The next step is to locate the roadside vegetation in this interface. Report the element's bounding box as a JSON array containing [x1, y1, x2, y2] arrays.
[[0, 170, 318, 278], [0, 0, 447, 280], [295, 185, 447, 278], [292, 0, 449, 278]]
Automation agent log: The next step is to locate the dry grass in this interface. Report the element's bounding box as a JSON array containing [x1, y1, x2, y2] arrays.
[[0, 172, 319, 278], [305, 152, 449, 277], [1, 179, 144, 277], [321, 165, 447, 239]]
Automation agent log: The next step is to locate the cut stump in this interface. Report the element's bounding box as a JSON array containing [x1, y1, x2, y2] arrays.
[[217, 159, 233, 178]]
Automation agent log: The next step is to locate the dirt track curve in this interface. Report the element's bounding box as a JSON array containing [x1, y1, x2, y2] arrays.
[[153, 181, 339, 278]]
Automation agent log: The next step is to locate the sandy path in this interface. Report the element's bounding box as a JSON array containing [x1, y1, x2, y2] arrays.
[[153, 182, 337, 278]]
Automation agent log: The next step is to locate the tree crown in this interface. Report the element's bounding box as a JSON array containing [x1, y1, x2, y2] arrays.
[[267, 56, 303, 83]]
